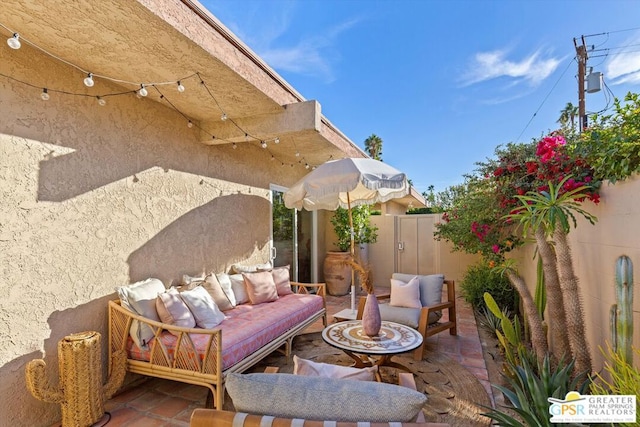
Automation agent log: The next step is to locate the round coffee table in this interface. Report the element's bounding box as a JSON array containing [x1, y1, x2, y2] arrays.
[[321, 320, 423, 377]]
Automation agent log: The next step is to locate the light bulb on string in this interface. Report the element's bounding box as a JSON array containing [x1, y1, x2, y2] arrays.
[[261, 141, 267, 149], [305, 163, 310, 169], [221, 113, 227, 121], [232, 143, 237, 149], [271, 155, 275, 161], [84, 73, 94, 87], [177, 81, 185, 92], [97, 96, 106, 106], [274, 137, 280, 144], [295, 151, 300, 157], [187, 120, 193, 128], [7, 33, 21, 49], [244, 133, 249, 141], [138, 84, 148, 97], [40, 88, 49, 101]]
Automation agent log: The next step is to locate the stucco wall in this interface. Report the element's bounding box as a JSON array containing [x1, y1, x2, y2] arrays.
[[0, 46, 299, 426], [513, 176, 640, 370]]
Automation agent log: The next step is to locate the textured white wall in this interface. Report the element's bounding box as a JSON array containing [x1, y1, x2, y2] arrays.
[[0, 45, 298, 426]]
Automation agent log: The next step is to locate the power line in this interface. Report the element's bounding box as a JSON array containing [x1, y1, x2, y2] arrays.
[[515, 56, 575, 142], [582, 26, 640, 38]]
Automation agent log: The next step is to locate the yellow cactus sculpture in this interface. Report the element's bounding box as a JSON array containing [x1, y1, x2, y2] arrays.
[[25, 331, 126, 427]]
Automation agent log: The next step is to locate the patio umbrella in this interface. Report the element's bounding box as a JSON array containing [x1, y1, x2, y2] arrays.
[[283, 158, 409, 312]]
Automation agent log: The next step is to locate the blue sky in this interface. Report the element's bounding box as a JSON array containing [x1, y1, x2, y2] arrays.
[[202, 0, 640, 194]]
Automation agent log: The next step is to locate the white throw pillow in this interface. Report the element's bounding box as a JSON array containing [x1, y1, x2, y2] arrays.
[[116, 278, 166, 348], [214, 273, 237, 306], [179, 286, 226, 328], [389, 276, 422, 309], [293, 355, 376, 381], [229, 273, 250, 305], [156, 288, 196, 333]]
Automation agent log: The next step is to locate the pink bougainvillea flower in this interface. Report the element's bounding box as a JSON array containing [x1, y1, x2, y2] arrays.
[[492, 244, 500, 254]]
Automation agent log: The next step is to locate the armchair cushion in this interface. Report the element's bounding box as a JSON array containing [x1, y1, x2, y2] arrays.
[[225, 372, 426, 422], [392, 273, 444, 321], [379, 304, 421, 328], [293, 355, 377, 381]]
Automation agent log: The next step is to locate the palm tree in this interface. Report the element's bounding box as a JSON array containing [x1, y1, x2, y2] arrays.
[[558, 102, 579, 132], [364, 134, 383, 161]]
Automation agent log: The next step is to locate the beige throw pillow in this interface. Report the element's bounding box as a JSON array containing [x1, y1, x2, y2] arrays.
[[200, 274, 235, 311], [242, 271, 279, 304], [179, 286, 226, 328], [389, 276, 422, 309], [293, 355, 376, 381], [271, 265, 293, 296], [229, 273, 250, 305], [156, 288, 196, 333], [116, 278, 166, 348]]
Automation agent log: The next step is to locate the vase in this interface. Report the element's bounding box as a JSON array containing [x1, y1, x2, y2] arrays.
[[323, 251, 352, 296], [362, 293, 382, 337]]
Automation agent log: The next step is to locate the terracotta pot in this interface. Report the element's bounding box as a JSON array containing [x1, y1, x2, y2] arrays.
[[362, 293, 382, 337], [323, 251, 352, 296]]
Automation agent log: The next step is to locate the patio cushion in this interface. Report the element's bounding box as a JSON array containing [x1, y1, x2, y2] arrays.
[[390, 276, 422, 309], [117, 278, 166, 348], [392, 273, 444, 322], [271, 265, 294, 296], [379, 304, 421, 328], [293, 355, 376, 381], [214, 273, 238, 306], [229, 274, 250, 305], [156, 288, 196, 332], [225, 372, 426, 422], [242, 271, 279, 304], [179, 285, 226, 328], [202, 275, 235, 311]]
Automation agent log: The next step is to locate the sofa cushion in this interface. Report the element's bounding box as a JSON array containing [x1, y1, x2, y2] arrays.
[[229, 273, 250, 305], [225, 372, 426, 422], [156, 288, 196, 332], [214, 273, 237, 306], [271, 265, 294, 296], [390, 276, 422, 309], [179, 285, 226, 328], [242, 271, 279, 304], [202, 274, 235, 311], [231, 262, 272, 274], [293, 355, 376, 381], [117, 278, 166, 348]]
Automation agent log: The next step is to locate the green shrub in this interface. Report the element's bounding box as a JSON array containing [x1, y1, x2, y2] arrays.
[[461, 261, 517, 313]]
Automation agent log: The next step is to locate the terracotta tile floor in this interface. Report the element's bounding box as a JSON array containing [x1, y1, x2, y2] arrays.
[[92, 289, 496, 426]]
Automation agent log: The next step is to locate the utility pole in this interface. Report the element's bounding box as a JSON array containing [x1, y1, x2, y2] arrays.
[[574, 36, 588, 133]]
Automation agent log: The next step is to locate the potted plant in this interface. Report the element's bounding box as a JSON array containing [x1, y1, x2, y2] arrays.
[[324, 206, 378, 296]]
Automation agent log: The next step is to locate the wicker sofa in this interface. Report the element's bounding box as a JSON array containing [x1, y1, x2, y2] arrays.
[[108, 279, 326, 410]]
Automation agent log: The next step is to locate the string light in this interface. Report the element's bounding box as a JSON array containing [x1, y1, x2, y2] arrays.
[[7, 33, 20, 49], [0, 23, 334, 170], [83, 73, 94, 87], [305, 163, 310, 169]]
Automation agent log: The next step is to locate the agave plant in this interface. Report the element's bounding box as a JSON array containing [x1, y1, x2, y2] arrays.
[[483, 348, 590, 427]]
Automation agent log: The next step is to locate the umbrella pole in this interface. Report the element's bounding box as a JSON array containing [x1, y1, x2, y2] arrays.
[[347, 193, 356, 313]]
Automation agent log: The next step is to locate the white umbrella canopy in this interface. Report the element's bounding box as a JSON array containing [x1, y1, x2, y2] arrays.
[[284, 158, 409, 211], [284, 158, 410, 312]]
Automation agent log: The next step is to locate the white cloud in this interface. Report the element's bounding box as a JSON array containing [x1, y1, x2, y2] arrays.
[[259, 18, 360, 83], [606, 49, 640, 85], [461, 48, 561, 87]]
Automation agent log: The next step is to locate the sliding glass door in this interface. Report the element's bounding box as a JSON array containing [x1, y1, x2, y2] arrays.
[[271, 186, 314, 282]]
